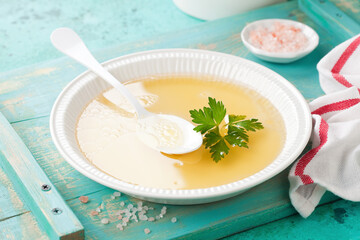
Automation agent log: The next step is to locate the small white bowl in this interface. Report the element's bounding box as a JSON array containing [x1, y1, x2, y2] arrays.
[[241, 19, 319, 63], [50, 49, 311, 204]]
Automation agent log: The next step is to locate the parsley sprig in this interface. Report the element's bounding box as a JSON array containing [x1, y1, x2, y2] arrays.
[[190, 97, 264, 162]]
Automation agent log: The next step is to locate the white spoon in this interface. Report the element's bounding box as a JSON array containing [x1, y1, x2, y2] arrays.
[[50, 27, 202, 154]]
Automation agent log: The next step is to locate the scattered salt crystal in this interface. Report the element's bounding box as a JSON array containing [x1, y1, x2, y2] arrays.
[[96, 207, 101, 213], [137, 201, 143, 207], [127, 204, 133, 209], [159, 214, 163, 218], [100, 202, 105, 209], [116, 223, 124, 231], [144, 228, 151, 234], [139, 215, 148, 221], [155, 216, 160, 220], [143, 206, 149, 211], [79, 196, 89, 204], [90, 210, 99, 216], [101, 218, 110, 224], [148, 217, 155, 222], [171, 217, 177, 223], [113, 191, 121, 197], [131, 215, 138, 222], [110, 195, 116, 200], [120, 201, 125, 207], [123, 217, 129, 223]]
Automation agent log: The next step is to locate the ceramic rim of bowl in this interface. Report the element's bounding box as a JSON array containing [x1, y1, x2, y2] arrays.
[[50, 48, 312, 204]]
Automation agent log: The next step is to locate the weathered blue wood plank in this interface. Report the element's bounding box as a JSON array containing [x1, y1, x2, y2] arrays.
[[228, 199, 360, 239], [299, 0, 360, 41], [0, 0, 358, 239], [0, 0, 203, 73], [9, 115, 337, 239], [0, 166, 28, 220], [64, 170, 338, 240], [0, 212, 49, 240], [0, 113, 84, 239], [11, 116, 104, 200], [332, 0, 360, 23], [0, 1, 341, 124]]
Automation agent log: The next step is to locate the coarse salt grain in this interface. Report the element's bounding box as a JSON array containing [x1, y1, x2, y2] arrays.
[[113, 191, 121, 197], [79, 196, 89, 204], [120, 201, 125, 207], [171, 217, 177, 223], [90, 210, 99, 216], [144, 228, 151, 234], [148, 217, 155, 222], [249, 22, 308, 53], [101, 218, 110, 224], [116, 223, 124, 231]]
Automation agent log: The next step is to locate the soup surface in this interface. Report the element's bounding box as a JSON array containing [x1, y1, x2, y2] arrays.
[[76, 76, 285, 189]]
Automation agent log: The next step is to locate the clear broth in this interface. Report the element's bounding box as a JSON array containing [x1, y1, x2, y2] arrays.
[[76, 76, 285, 189]]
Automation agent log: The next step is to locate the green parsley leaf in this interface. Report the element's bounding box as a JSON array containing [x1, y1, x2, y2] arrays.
[[190, 97, 264, 162], [208, 97, 226, 124], [234, 119, 264, 132], [189, 107, 216, 134], [203, 128, 222, 149], [228, 114, 246, 124], [209, 138, 229, 163]]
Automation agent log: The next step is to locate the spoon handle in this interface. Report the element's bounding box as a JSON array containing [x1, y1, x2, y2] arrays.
[[50, 27, 150, 118]]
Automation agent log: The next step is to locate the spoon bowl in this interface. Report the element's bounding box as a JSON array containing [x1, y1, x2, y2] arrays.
[[50, 27, 202, 154]]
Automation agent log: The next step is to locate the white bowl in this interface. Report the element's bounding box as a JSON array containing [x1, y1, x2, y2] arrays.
[[241, 19, 319, 63], [50, 49, 311, 204]]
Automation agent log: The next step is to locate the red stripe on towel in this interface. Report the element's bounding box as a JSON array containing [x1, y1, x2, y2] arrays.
[[331, 36, 360, 90], [311, 98, 360, 115], [295, 118, 329, 185]]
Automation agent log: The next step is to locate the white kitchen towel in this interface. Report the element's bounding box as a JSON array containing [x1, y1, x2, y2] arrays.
[[289, 34, 360, 218]]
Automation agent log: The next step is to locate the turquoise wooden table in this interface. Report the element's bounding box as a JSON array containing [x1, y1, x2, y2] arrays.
[[0, 0, 360, 239]]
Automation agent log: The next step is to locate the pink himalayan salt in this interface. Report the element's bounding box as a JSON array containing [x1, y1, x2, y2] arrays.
[[90, 210, 99, 216], [249, 22, 308, 53], [79, 196, 89, 204]]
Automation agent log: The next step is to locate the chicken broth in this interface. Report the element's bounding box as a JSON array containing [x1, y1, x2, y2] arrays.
[[76, 76, 285, 189]]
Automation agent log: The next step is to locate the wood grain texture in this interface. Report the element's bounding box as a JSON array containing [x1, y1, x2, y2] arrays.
[[11, 116, 339, 239], [300, 0, 360, 39], [331, 0, 360, 24], [0, 1, 339, 124], [0, 0, 202, 73], [0, 114, 84, 239], [0, 167, 28, 220], [0, 212, 49, 240], [228, 199, 360, 239], [0, 0, 359, 239]]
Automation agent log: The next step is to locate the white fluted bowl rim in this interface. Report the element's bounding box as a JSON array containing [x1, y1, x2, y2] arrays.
[[50, 49, 311, 204]]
